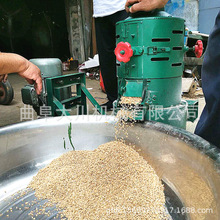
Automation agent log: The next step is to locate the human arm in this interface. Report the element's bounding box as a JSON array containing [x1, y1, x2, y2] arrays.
[[125, 0, 169, 13], [0, 53, 42, 95]]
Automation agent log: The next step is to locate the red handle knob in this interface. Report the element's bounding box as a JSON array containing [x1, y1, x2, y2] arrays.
[[194, 40, 203, 58], [114, 42, 133, 63]]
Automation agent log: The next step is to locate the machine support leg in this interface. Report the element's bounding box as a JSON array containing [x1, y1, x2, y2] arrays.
[[53, 97, 71, 116], [81, 85, 105, 115]]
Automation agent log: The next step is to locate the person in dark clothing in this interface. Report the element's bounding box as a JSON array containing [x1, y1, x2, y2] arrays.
[[195, 11, 220, 148], [95, 10, 129, 110]]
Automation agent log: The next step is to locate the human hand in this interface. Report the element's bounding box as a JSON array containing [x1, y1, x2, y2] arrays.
[[125, 0, 169, 13], [0, 74, 8, 83], [18, 61, 42, 95]]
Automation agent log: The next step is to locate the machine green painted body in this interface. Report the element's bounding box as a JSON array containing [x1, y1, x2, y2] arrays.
[[114, 11, 198, 128]]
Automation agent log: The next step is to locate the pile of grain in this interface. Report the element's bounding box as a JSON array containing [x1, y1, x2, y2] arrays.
[[120, 97, 142, 106], [28, 96, 168, 219], [29, 141, 169, 219]]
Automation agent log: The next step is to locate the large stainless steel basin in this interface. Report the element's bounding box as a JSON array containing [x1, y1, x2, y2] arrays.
[[0, 116, 219, 220]]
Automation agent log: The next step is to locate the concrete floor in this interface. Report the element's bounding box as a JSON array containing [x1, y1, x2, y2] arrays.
[[0, 73, 205, 134]]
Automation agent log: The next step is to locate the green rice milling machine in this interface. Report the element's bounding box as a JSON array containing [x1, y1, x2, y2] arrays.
[[21, 59, 104, 116], [113, 10, 203, 129]]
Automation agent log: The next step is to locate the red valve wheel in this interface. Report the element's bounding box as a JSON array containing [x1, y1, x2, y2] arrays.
[[194, 40, 203, 58], [114, 42, 133, 63]]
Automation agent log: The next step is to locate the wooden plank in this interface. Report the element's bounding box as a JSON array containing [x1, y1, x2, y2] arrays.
[[92, 18, 97, 56]]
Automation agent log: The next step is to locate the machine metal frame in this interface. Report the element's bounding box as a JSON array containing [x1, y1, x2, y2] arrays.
[[46, 73, 105, 116]]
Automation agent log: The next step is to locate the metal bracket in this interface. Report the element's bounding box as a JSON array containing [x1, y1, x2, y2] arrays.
[[141, 79, 151, 105], [132, 46, 144, 56], [186, 100, 198, 122], [81, 85, 105, 115]]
